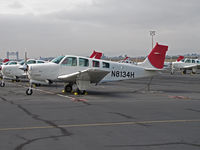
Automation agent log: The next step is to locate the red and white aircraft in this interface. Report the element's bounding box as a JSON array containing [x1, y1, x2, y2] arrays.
[[171, 56, 200, 74], [25, 43, 168, 95]]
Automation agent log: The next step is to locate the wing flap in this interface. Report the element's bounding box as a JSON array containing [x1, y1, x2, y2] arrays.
[[58, 69, 110, 83]]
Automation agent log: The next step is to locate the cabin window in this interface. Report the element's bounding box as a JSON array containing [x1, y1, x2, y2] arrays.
[[185, 59, 191, 63], [102, 62, 110, 68], [197, 60, 200, 64], [51, 56, 65, 64], [9, 62, 17, 65], [19, 60, 24, 65], [93, 60, 100, 67], [62, 57, 77, 66], [37, 61, 45, 64], [79, 58, 89, 67], [27, 60, 36, 64], [192, 60, 195, 63]]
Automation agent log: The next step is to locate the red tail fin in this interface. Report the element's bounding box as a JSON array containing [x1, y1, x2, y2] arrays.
[[3, 59, 9, 63], [90, 51, 97, 58], [177, 56, 184, 62], [90, 50, 102, 59], [148, 43, 168, 69]]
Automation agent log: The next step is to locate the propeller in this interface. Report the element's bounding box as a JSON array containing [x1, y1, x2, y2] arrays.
[[19, 52, 28, 71]]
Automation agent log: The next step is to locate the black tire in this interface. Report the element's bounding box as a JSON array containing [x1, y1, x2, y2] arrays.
[[192, 71, 196, 74], [0, 82, 5, 87], [183, 70, 186, 74], [26, 88, 33, 95], [80, 90, 86, 95], [65, 85, 72, 93]]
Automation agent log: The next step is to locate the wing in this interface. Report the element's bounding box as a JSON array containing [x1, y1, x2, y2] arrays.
[[58, 68, 110, 83], [182, 64, 198, 69], [144, 68, 163, 71]]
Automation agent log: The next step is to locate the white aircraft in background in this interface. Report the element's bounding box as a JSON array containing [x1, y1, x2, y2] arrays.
[[0, 59, 45, 87], [24, 43, 168, 95], [171, 56, 200, 74], [0, 59, 10, 80], [0, 62, 3, 78]]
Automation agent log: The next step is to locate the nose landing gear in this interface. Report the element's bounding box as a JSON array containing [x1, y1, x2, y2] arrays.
[[26, 88, 33, 95], [26, 83, 33, 95], [0, 81, 5, 87]]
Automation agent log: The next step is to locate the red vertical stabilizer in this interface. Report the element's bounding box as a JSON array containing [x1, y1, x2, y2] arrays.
[[90, 51, 102, 59], [148, 43, 168, 69], [176, 56, 184, 62]]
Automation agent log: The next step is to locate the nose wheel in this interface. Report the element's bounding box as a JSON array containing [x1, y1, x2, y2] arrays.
[[0, 81, 5, 87], [26, 88, 33, 95], [26, 82, 33, 95]]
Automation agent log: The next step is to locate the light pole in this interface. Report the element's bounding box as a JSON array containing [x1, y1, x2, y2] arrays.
[[150, 31, 156, 49]]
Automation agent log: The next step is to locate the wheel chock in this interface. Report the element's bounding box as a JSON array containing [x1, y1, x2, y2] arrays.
[[74, 92, 78, 95]]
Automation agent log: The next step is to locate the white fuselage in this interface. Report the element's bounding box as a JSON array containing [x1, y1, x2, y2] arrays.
[[1, 60, 46, 80], [172, 58, 200, 70], [1, 64, 25, 79], [28, 55, 158, 84]]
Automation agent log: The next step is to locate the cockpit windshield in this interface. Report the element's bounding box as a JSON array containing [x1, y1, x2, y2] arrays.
[[4, 62, 9, 65], [19, 60, 25, 65], [9, 61, 17, 65], [51, 56, 65, 64]]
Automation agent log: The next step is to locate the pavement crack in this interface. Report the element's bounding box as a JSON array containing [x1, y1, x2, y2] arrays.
[[15, 135, 68, 150], [186, 108, 200, 113], [0, 96, 72, 150], [0, 96, 71, 136], [109, 112, 134, 119], [105, 142, 200, 148]]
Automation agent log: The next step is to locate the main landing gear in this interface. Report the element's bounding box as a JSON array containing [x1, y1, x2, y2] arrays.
[[64, 83, 88, 95]]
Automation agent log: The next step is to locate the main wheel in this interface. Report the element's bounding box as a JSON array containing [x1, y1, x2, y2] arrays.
[[26, 88, 33, 95], [64, 85, 72, 93], [182, 69, 186, 74]]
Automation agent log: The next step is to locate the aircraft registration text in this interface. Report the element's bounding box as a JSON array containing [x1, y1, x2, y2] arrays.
[[111, 71, 134, 78]]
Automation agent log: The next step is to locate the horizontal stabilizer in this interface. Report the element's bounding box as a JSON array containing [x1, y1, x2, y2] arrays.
[[144, 68, 163, 71]]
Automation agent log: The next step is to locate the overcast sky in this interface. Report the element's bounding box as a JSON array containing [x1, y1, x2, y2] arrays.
[[0, 0, 200, 59]]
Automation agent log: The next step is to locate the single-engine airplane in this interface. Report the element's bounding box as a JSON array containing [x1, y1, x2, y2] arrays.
[[24, 43, 168, 95], [171, 56, 200, 74], [0, 59, 46, 87]]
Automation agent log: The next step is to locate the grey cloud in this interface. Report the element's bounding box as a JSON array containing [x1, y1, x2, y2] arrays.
[[8, 1, 24, 9], [0, 0, 200, 58], [47, 0, 200, 29]]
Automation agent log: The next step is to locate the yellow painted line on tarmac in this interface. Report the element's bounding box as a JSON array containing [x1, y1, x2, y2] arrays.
[[0, 119, 200, 132]]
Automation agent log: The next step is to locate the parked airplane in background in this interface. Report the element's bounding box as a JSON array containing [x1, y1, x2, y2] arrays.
[[23, 43, 168, 95], [171, 56, 200, 74], [0, 59, 46, 87]]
